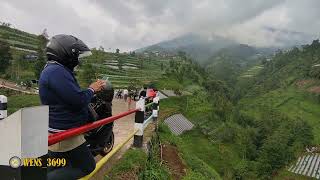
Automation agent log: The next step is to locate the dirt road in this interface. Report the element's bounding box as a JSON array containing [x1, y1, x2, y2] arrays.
[[91, 98, 137, 179], [112, 98, 136, 148], [0, 78, 37, 94]]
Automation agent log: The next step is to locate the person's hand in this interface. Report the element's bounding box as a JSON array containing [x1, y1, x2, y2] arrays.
[[89, 80, 106, 93]]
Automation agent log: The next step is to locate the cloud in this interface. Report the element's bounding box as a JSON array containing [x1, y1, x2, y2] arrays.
[[0, 0, 319, 50]]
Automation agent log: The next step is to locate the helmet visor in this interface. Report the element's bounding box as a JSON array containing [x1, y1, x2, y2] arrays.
[[78, 50, 92, 59]]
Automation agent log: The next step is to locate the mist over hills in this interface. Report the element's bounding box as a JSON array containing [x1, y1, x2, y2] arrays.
[[137, 29, 316, 65], [263, 27, 316, 47], [136, 33, 236, 64]]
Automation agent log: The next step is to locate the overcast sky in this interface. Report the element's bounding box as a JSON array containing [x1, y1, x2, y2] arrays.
[[0, 0, 319, 51]]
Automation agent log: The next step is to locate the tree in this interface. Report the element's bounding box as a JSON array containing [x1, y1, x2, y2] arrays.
[[309, 66, 320, 79], [0, 40, 12, 74], [34, 54, 46, 79], [34, 35, 48, 79], [178, 51, 187, 60], [80, 63, 96, 87], [214, 122, 238, 143], [1, 22, 11, 27], [116, 48, 120, 54], [99, 46, 104, 52]]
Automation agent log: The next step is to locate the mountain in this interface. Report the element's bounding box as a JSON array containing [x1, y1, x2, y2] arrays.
[[136, 33, 237, 64], [204, 44, 278, 65], [208, 44, 258, 60], [137, 27, 315, 65], [137, 34, 276, 85], [204, 44, 262, 86]]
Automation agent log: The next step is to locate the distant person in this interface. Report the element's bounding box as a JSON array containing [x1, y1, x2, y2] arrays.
[[128, 89, 133, 99], [123, 89, 129, 102], [116, 89, 122, 99], [145, 88, 157, 113], [133, 89, 139, 101], [39, 34, 106, 180], [147, 88, 156, 98], [139, 87, 147, 99], [154, 89, 159, 98], [127, 89, 133, 109]]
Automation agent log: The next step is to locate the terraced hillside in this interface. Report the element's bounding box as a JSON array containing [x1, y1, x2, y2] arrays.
[[239, 65, 264, 78], [81, 51, 168, 88], [0, 24, 167, 88], [0, 25, 40, 51], [102, 57, 165, 88]]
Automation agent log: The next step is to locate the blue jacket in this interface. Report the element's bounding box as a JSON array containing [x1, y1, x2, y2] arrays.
[[39, 62, 94, 131]]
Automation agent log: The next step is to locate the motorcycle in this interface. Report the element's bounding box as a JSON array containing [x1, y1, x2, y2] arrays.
[[85, 84, 115, 156]]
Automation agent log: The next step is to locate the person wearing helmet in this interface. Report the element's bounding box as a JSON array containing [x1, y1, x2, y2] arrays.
[[39, 34, 105, 180]]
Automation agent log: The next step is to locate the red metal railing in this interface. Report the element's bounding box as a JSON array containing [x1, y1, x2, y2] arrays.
[[48, 108, 139, 146]]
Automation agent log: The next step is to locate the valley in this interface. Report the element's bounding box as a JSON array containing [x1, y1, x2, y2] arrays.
[[0, 23, 320, 179]]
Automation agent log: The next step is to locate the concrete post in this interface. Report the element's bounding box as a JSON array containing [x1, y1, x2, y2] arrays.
[[0, 95, 7, 120], [133, 98, 145, 148], [152, 96, 160, 121], [152, 96, 160, 131], [0, 106, 49, 180]]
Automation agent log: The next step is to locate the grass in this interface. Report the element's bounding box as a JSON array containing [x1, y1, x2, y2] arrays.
[[3, 48, 38, 83], [105, 137, 170, 180], [105, 149, 147, 180], [104, 94, 221, 180], [0, 89, 40, 114], [157, 97, 223, 180], [275, 169, 311, 180], [158, 121, 222, 180], [7, 94, 40, 114], [139, 135, 171, 180], [154, 77, 183, 90]]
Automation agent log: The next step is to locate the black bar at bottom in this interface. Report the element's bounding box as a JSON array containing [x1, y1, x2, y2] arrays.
[[0, 155, 47, 180]]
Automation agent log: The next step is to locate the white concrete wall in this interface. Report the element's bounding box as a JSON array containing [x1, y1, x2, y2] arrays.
[[0, 106, 48, 166]]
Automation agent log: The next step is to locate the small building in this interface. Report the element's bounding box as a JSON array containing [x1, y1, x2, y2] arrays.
[[23, 54, 38, 61]]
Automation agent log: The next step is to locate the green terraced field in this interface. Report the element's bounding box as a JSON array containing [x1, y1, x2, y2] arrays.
[[0, 26, 40, 51], [239, 65, 264, 78], [92, 54, 166, 88], [0, 25, 167, 88], [239, 86, 320, 144]]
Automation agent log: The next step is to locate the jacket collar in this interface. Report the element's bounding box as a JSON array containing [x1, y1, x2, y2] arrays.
[[46, 60, 75, 74]]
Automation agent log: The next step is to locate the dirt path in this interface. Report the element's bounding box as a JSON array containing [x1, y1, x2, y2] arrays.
[[161, 144, 187, 180], [0, 78, 37, 94], [91, 98, 137, 179], [91, 98, 157, 179], [112, 99, 136, 148]]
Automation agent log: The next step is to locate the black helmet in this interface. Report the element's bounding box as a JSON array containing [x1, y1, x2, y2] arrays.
[[46, 34, 91, 69]]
